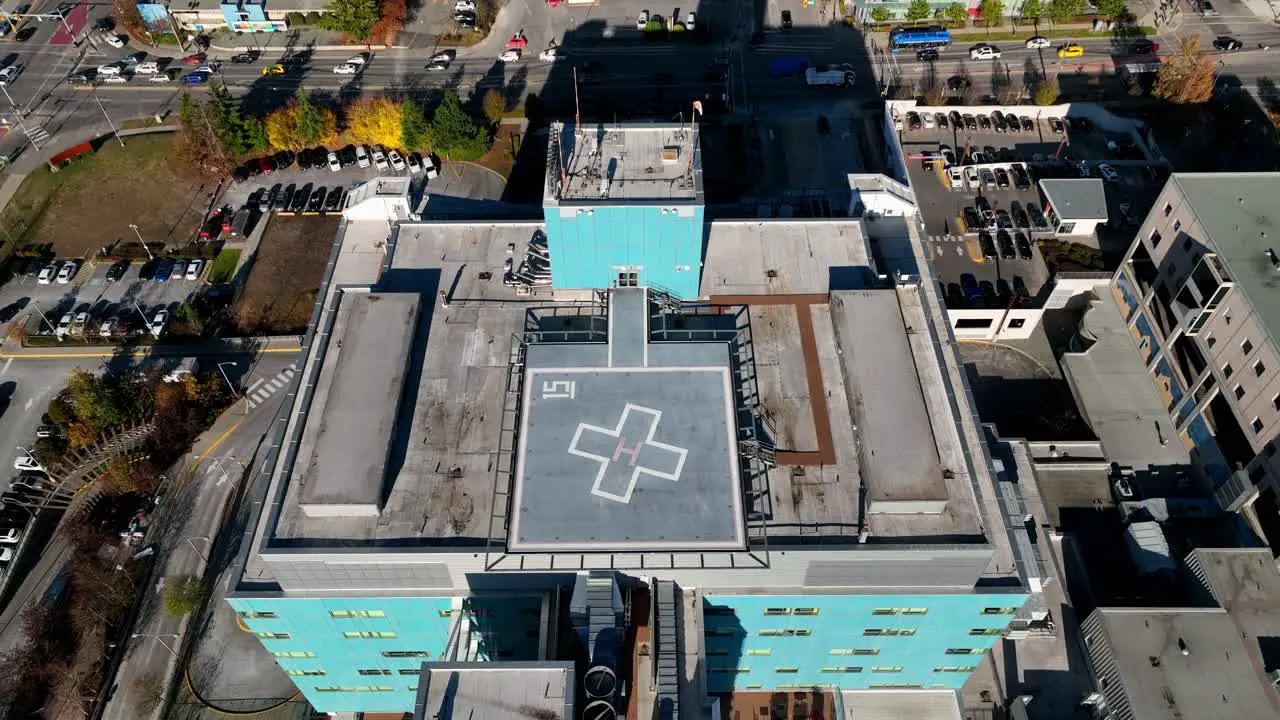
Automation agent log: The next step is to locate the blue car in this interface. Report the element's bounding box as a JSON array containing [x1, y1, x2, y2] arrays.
[[153, 259, 175, 282], [181, 72, 209, 85]]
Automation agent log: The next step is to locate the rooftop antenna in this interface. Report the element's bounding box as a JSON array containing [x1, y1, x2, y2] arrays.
[[1266, 248, 1280, 271]]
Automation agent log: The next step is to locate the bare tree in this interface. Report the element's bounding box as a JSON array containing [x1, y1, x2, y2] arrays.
[[1153, 36, 1216, 104]]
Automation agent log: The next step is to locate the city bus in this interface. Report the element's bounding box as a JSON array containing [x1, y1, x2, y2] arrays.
[[888, 26, 953, 51]]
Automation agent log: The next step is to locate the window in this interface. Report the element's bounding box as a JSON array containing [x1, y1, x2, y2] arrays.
[[255, 632, 292, 640], [1256, 361, 1267, 377], [1274, 395, 1280, 412], [863, 628, 916, 636], [1007, 318, 1026, 330], [358, 669, 392, 676], [821, 666, 864, 673], [343, 631, 398, 639], [872, 666, 904, 673], [314, 686, 394, 693], [331, 610, 386, 619], [1224, 364, 1234, 379], [1243, 339, 1254, 355], [1149, 229, 1162, 247], [830, 648, 880, 656], [239, 611, 278, 619], [704, 607, 736, 616], [272, 651, 317, 658], [286, 669, 327, 676], [745, 649, 773, 656], [934, 665, 978, 673], [1173, 219, 1182, 232], [955, 318, 993, 329], [969, 628, 1004, 636], [381, 651, 430, 658], [707, 649, 729, 656], [793, 608, 819, 616], [709, 667, 752, 674], [871, 608, 928, 616], [617, 272, 639, 287], [981, 607, 1018, 615], [1235, 385, 1246, 400], [871, 682, 924, 689], [1253, 417, 1265, 434], [759, 629, 811, 637], [764, 608, 792, 616], [1207, 336, 1217, 348], [398, 669, 422, 675], [706, 628, 741, 637], [774, 667, 800, 674], [1164, 202, 1172, 217], [946, 648, 986, 655]]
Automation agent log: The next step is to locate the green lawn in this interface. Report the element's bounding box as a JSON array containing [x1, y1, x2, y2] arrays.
[[208, 248, 241, 283], [951, 25, 1155, 42]]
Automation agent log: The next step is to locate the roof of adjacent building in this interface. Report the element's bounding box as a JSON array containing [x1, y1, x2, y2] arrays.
[[412, 662, 575, 720], [1060, 287, 1191, 468], [544, 122, 704, 204], [1088, 607, 1280, 720], [1040, 178, 1108, 220], [1167, 173, 1280, 345]]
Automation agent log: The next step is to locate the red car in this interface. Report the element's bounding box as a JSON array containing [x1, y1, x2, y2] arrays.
[[257, 156, 276, 175], [1132, 39, 1159, 55], [506, 32, 528, 48], [180, 53, 206, 66]]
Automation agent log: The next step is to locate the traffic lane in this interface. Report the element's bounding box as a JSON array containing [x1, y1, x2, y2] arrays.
[[0, 358, 65, 473]]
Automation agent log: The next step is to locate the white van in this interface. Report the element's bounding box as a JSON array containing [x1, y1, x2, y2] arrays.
[[136, 61, 159, 74]]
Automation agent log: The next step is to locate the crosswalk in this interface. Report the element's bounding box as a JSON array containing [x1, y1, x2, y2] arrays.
[[24, 125, 49, 146], [246, 363, 297, 410]]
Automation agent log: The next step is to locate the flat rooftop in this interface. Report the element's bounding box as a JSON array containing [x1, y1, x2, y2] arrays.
[[295, 291, 421, 517], [1061, 288, 1191, 468], [544, 122, 703, 204], [1089, 608, 1280, 720], [247, 217, 994, 578], [413, 662, 574, 720], [1169, 173, 1280, 343]]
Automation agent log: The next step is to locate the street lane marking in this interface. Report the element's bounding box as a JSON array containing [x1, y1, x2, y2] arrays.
[[2, 358, 11, 375]]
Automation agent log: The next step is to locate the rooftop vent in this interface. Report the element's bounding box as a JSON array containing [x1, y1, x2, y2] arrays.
[[1266, 248, 1280, 271], [660, 146, 680, 163], [1178, 637, 1190, 656]]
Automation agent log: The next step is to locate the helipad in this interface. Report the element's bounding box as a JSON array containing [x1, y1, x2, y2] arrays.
[[509, 288, 746, 553]]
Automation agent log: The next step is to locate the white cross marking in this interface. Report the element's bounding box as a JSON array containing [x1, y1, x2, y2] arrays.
[[567, 403, 688, 504]]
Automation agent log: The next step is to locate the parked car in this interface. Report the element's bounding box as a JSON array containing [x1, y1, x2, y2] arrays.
[[185, 259, 204, 280], [306, 187, 326, 212], [36, 263, 57, 284], [1027, 203, 1050, 230], [1098, 163, 1121, 183], [995, 168, 1010, 188], [327, 151, 341, 172], [636, 9, 649, 28], [11, 454, 40, 472], [1011, 164, 1031, 190], [1010, 201, 1030, 229], [323, 187, 344, 212], [56, 261, 77, 284], [149, 309, 167, 337], [273, 184, 294, 212], [0, 65, 21, 86], [54, 313, 72, 338], [0, 527, 23, 545], [1015, 232, 1034, 259], [388, 149, 407, 172], [372, 145, 389, 170], [356, 145, 371, 168], [980, 168, 997, 191], [105, 259, 130, 281], [978, 231, 997, 259], [997, 230, 1016, 259], [96, 63, 120, 76], [136, 61, 159, 74], [407, 152, 424, 174], [153, 259, 175, 281]]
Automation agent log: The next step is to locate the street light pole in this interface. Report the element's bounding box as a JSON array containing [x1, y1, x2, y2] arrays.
[[216, 361, 248, 415], [130, 633, 180, 658], [0, 84, 39, 150], [185, 536, 209, 563], [92, 91, 124, 148], [28, 301, 54, 334], [128, 224, 154, 261]]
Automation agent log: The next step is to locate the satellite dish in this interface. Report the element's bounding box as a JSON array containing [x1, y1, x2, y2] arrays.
[[584, 665, 616, 698], [583, 699, 615, 720]]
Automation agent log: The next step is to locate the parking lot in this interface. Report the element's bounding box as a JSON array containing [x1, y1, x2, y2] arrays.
[[220, 148, 432, 214], [1, 258, 207, 341], [898, 105, 1158, 309]]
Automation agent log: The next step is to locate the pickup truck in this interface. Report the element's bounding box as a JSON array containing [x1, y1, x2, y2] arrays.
[[804, 63, 855, 87]]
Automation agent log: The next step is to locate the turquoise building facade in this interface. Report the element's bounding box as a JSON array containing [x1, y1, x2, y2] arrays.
[[703, 594, 1028, 692], [225, 596, 542, 714]]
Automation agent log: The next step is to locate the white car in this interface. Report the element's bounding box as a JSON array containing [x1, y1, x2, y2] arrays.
[[388, 149, 406, 172], [185, 258, 203, 280], [36, 263, 57, 284], [372, 146, 389, 170], [194, 64, 219, 74], [149, 73, 172, 83], [1098, 163, 1120, 183], [13, 454, 42, 472], [136, 61, 159, 74], [102, 33, 125, 49], [0, 527, 22, 545], [637, 9, 649, 28], [327, 151, 342, 171], [407, 153, 423, 174], [98, 317, 114, 337], [97, 64, 120, 76], [946, 165, 963, 189], [963, 166, 980, 191], [923, 113, 935, 129], [355, 144, 371, 168], [149, 309, 168, 338], [1025, 36, 1050, 49], [102, 75, 129, 84], [539, 47, 559, 62], [346, 53, 368, 65], [56, 261, 77, 284], [54, 313, 72, 337], [685, 10, 695, 29], [939, 145, 956, 166], [498, 49, 520, 63], [969, 44, 1001, 60], [333, 63, 359, 75], [454, 0, 475, 11], [70, 311, 88, 335], [0, 65, 20, 86]]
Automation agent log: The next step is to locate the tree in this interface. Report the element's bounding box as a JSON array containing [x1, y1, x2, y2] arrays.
[[207, 84, 266, 156], [319, 0, 379, 40], [1095, 0, 1125, 18], [264, 106, 304, 151], [347, 97, 404, 148], [161, 576, 207, 617], [1033, 75, 1060, 104], [481, 88, 505, 124], [1047, 0, 1084, 24], [66, 369, 122, 430], [1020, 0, 1041, 21], [979, 0, 1004, 26], [111, 0, 146, 35], [370, 0, 407, 45], [905, 0, 932, 21], [944, 2, 969, 24], [176, 92, 232, 177], [265, 91, 338, 150], [870, 6, 891, 21], [400, 99, 429, 150], [429, 89, 491, 160], [1153, 36, 1216, 104]]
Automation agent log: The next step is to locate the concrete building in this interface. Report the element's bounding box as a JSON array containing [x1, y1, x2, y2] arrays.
[[156, 0, 311, 33], [1080, 548, 1280, 720], [226, 123, 1038, 715], [1040, 179, 1109, 238], [1109, 173, 1280, 546]]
